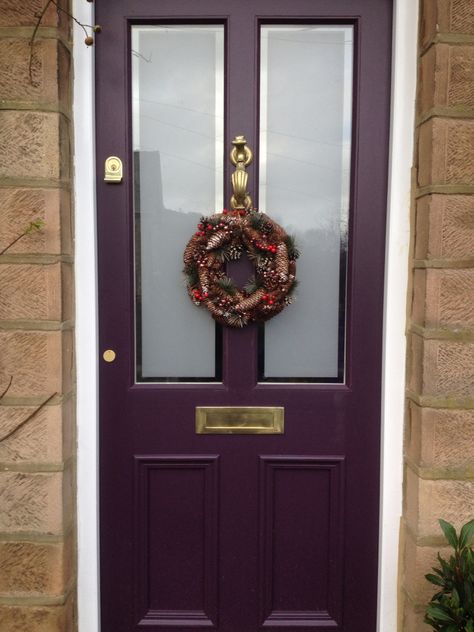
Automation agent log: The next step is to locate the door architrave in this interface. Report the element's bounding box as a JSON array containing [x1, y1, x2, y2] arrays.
[[73, 0, 418, 629]]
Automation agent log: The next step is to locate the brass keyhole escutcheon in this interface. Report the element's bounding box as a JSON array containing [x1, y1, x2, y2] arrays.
[[103, 349, 116, 363], [104, 156, 123, 183]]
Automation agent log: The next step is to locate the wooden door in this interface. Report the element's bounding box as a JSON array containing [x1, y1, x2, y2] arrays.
[[95, 2, 392, 631]]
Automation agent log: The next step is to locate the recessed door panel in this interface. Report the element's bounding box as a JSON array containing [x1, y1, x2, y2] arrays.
[[259, 457, 344, 628], [135, 456, 219, 627]]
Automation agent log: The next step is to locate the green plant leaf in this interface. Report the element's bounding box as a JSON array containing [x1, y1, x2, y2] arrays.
[[217, 276, 237, 295], [464, 580, 473, 610], [465, 618, 474, 632], [426, 605, 456, 622], [283, 234, 300, 260], [243, 275, 262, 295], [287, 279, 299, 297], [439, 519, 459, 549], [438, 553, 452, 574], [25, 218, 45, 234], [459, 520, 474, 550], [426, 573, 446, 587], [451, 587, 460, 608]]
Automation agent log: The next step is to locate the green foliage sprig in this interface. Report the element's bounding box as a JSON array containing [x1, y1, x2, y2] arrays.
[[425, 518, 474, 632], [0, 218, 45, 255]]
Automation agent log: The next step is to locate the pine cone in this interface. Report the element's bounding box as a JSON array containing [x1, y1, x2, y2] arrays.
[[199, 267, 210, 291], [206, 230, 230, 251], [266, 217, 286, 241], [183, 240, 197, 267], [275, 243, 289, 278], [235, 288, 265, 312], [243, 226, 263, 246]]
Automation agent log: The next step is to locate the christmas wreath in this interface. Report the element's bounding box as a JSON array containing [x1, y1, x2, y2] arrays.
[[183, 208, 299, 328]]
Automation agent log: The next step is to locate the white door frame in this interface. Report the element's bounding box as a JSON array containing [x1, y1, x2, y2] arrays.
[[73, 1, 417, 629]]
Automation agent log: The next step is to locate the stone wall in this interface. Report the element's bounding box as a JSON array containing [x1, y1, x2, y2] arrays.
[[402, 0, 474, 629], [0, 1, 75, 631]]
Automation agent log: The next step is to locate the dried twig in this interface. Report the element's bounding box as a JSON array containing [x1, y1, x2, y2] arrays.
[[29, 0, 101, 83], [0, 392, 57, 443], [0, 376, 13, 401], [0, 219, 45, 256]]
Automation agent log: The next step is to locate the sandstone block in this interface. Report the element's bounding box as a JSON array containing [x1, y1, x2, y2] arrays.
[[0, 111, 70, 181], [407, 403, 474, 470], [0, 188, 72, 256], [418, 118, 474, 187], [412, 268, 474, 328], [0, 0, 70, 33], [409, 335, 474, 397], [0, 330, 73, 398], [0, 537, 72, 596], [418, 44, 474, 115], [0, 38, 70, 106], [403, 531, 451, 603], [415, 195, 474, 260], [451, 0, 474, 34], [0, 471, 64, 534], [0, 399, 73, 465], [0, 0, 58, 27], [405, 467, 474, 538], [0, 599, 73, 632], [420, 0, 449, 49], [421, 0, 474, 48], [448, 45, 474, 108], [403, 603, 431, 632], [0, 262, 72, 321]]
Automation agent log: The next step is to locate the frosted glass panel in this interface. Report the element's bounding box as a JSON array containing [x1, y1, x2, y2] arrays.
[[259, 25, 353, 381], [132, 26, 224, 381]]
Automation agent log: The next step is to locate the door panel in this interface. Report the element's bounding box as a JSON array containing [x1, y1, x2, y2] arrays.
[[95, 2, 392, 631], [135, 456, 219, 626], [259, 457, 344, 626]]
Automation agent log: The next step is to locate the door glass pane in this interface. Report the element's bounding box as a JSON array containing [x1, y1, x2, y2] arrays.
[[132, 25, 224, 381], [259, 25, 353, 382]]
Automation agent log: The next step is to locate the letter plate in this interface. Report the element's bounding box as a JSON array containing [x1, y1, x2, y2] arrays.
[[196, 407, 284, 434]]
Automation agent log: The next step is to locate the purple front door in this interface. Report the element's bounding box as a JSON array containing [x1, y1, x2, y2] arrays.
[[96, 2, 392, 631]]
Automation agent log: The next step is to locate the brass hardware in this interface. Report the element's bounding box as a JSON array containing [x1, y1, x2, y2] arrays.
[[104, 156, 123, 183], [196, 406, 284, 434], [229, 135, 253, 211], [102, 349, 116, 362]]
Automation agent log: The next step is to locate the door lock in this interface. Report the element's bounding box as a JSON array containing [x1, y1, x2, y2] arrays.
[[104, 156, 123, 183]]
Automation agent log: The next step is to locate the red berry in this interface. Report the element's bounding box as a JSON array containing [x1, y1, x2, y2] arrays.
[[198, 223, 204, 229], [269, 299, 274, 305], [207, 224, 212, 230]]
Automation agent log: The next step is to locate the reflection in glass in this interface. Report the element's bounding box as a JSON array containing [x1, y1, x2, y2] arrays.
[[259, 25, 353, 381], [132, 26, 224, 381]]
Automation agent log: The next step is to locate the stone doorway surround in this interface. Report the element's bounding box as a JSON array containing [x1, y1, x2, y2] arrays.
[[1, 1, 473, 631]]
